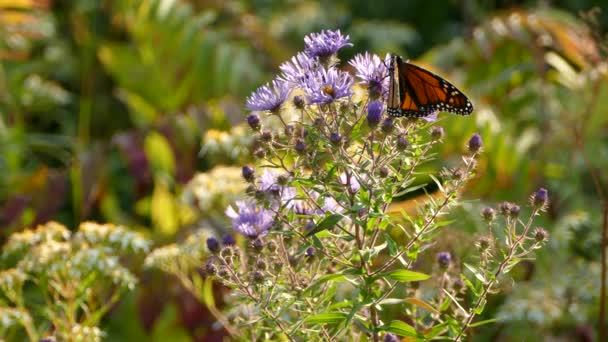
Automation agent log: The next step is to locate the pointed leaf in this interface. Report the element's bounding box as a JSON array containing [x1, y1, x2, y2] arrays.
[[305, 312, 347, 325], [385, 269, 430, 282], [305, 213, 343, 237], [381, 320, 419, 337]]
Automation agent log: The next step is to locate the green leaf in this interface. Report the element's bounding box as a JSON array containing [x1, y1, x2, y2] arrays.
[[464, 263, 487, 283], [385, 234, 398, 257], [305, 312, 347, 325], [380, 320, 419, 337], [385, 269, 430, 282], [305, 213, 343, 237], [144, 131, 175, 177], [469, 318, 497, 328]]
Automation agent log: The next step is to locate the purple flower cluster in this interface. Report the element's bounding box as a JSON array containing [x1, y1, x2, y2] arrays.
[[246, 29, 358, 112], [304, 29, 352, 58]]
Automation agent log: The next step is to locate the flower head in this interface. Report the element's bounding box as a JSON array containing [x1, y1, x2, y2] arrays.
[[225, 200, 274, 239], [279, 52, 320, 88], [304, 29, 352, 58], [349, 52, 388, 98], [246, 79, 290, 112], [303, 67, 354, 105]]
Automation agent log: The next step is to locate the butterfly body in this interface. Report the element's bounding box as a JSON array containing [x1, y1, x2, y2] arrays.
[[387, 55, 473, 118]]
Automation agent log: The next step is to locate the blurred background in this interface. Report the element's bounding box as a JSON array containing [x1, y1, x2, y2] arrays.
[[1, 0, 607, 340]]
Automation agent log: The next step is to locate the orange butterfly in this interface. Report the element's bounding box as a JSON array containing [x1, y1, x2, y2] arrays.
[[387, 54, 473, 118]]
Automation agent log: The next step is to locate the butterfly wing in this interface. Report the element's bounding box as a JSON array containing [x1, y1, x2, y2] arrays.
[[387, 55, 473, 117]]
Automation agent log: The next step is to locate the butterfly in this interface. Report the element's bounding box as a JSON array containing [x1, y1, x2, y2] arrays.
[[387, 54, 474, 118]]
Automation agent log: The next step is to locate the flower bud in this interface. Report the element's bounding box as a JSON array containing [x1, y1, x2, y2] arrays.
[[252, 270, 265, 283], [397, 134, 409, 150], [284, 124, 294, 137], [498, 202, 512, 216], [305, 247, 316, 258], [329, 132, 342, 145], [273, 261, 283, 272], [476, 236, 491, 252], [453, 277, 465, 292], [242, 166, 255, 182], [384, 333, 399, 342], [508, 204, 521, 218], [468, 133, 483, 153], [533, 227, 548, 242], [253, 148, 265, 159], [256, 259, 267, 271], [381, 118, 394, 134], [222, 233, 235, 246], [293, 95, 305, 109], [217, 267, 229, 278], [206, 237, 220, 253], [277, 174, 289, 186], [379, 166, 389, 178], [367, 101, 383, 128], [204, 260, 216, 275], [295, 139, 306, 154], [260, 129, 273, 142], [437, 251, 451, 269], [313, 117, 325, 128], [430, 126, 444, 140], [481, 207, 495, 222], [532, 188, 549, 208], [252, 238, 264, 252], [247, 114, 261, 130]]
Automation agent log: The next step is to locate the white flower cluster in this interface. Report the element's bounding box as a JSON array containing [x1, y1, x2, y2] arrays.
[[74, 221, 150, 253], [182, 166, 246, 213], [201, 126, 254, 163], [3, 221, 70, 257], [145, 228, 213, 274], [70, 324, 105, 342], [0, 307, 31, 329]]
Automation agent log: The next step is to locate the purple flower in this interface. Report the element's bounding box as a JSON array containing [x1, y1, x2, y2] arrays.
[[279, 52, 320, 88], [349, 52, 388, 98], [423, 111, 438, 122], [225, 200, 274, 239], [287, 191, 343, 215], [339, 172, 360, 193], [246, 79, 290, 112], [304, 29, 352, 58], [258, 169, 279, 192], [303, 67, 354, 105]]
